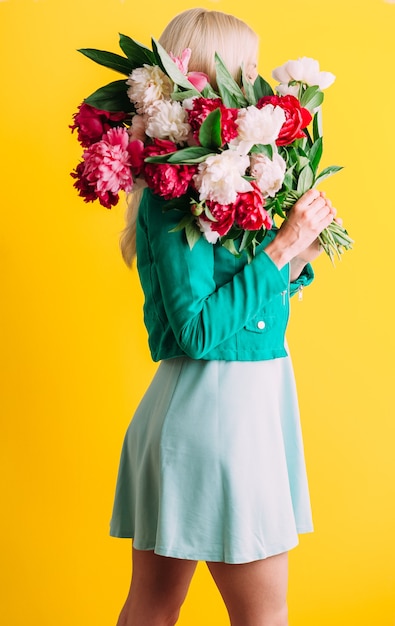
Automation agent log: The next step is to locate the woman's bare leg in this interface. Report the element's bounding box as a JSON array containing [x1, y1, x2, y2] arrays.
[[116, 548, 197, 626], [207, 552, 289, 626]]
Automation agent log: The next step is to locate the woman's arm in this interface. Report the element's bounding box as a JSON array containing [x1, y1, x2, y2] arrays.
[[140, 192, 289, 359]]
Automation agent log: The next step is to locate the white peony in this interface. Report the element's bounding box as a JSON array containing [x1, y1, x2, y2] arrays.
[[126, 65, 173, 113], [250, 152, 286, 198], [231, 105, 286, 155], [198, 217, 220, 244], [272, 57, 335, 90], [145, 100, 191, 144], [194, 150, 252, 205]]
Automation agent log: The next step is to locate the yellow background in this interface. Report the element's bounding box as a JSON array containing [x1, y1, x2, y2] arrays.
[[1, 0, 394, 624]]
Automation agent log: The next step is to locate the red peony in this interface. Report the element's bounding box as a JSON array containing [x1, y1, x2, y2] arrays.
[[234, 182, 272, 231], [70, 103, 129, 148], [128, 139, 145, 176], [143, 139, 196, 200], [202, 200, 236, 237], [187, 98, 239, 145], [71, 162, 119, 208], [257, 95, 312, 146]]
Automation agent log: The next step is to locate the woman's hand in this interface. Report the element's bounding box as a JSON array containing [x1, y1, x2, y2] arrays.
[[289, 240, 323, 281], [264, 189, 336, 270]]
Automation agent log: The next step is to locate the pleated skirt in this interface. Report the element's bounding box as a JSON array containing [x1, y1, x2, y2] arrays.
[[110, 355, 313, 563]]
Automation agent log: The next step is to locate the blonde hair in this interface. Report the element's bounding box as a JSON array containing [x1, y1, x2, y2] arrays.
[[120, 8, 259, 267]]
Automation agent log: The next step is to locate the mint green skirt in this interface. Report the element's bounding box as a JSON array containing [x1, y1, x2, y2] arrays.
[[110, 356, 313, 563]]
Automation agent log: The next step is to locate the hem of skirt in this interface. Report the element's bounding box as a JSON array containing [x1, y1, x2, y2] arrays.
[[109, 528, 314, 564]]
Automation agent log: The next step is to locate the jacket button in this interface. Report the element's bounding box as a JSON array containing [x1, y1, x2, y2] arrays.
[[257, 320, 265, 330]]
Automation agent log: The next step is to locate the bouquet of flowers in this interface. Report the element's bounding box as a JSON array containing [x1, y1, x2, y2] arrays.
[[70, 35, 353, 262]]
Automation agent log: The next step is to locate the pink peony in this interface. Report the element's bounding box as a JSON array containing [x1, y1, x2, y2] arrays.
[[234, 182, 272, 231], [187, 98, 238, 145], [72, 127, 134, 208], [201, 200, 236, 237], [71, 162, 119, 208], [70, 103, 128, 148], [143, 139, 196, 200], [170, 48, 209, 92]]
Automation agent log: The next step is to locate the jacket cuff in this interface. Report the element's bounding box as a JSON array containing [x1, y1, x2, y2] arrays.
[[289, 263, 314, 297]]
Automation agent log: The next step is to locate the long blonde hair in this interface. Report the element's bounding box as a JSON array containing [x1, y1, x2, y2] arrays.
[[120, 8, 259, 267]]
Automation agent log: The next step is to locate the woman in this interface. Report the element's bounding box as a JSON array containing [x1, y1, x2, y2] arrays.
[[110, 8, 336, 626]]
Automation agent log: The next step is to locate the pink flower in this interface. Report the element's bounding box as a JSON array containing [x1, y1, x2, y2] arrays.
[[70, 103, 128, 148], [170, 48, 209, 92], [257, 95, 312, 146], [234, 182, 272, 231], [143, 139, 196, 200], [72, 127, 134, 208], [200, 200, 236, 237], [170, 48, 191, 75], [71, 162, 119, 208], [187, 98, 238, 145]]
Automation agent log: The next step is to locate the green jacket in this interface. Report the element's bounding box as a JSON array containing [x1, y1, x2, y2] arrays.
[[136, 189, 314, 362]]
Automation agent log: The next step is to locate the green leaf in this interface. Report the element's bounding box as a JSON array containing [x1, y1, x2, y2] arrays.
[[84, 80, 133, 112], [250, 144, 274, 159], [215, 53, 248, 108], [145, 146, 215, 164], [297, 164, 314, 194], [185, 222, 202, 249], [253, 74, 274, 100], [241, 67, 257, 105], [285, 146, 299, 166], [303, 125, 313, 148], [239, 229, 258, 252], [151, 38, 200, 94], [169, 214, 194, 232], [300, 85, 324, 113], [274, 197, 287, 219], [78, 48, 133, 75], [202, 83, 220, 99], [171, 89, 200, 101], [222, 239, 241, 257], [199, 108, 222, 149], [309, 137, 323, 174], [283, 163, 297, 189], [297, 155, 310, 171], [118, 34, 155, 66], [314, 165, 343, 186], [313, 108, 323, 141]]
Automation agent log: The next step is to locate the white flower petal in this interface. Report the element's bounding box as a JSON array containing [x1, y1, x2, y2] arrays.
[[198, 218, 220, 244], [286, 60, 306, 82], [250, 152, 286, 198], [272, 65, 291, 83], [272, 57, 335, 90], [145, 100, 190, 143], [194, 151, 251, 205], [235, 105, 286, 149], [317, 71, 336, 89]]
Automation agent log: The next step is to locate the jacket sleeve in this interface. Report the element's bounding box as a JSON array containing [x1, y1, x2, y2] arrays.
[[142, 192, 290, 359], [289, 263, 314, 297]]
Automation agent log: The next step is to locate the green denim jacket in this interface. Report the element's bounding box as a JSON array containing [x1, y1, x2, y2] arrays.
[[136, 189, 314, 362]]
